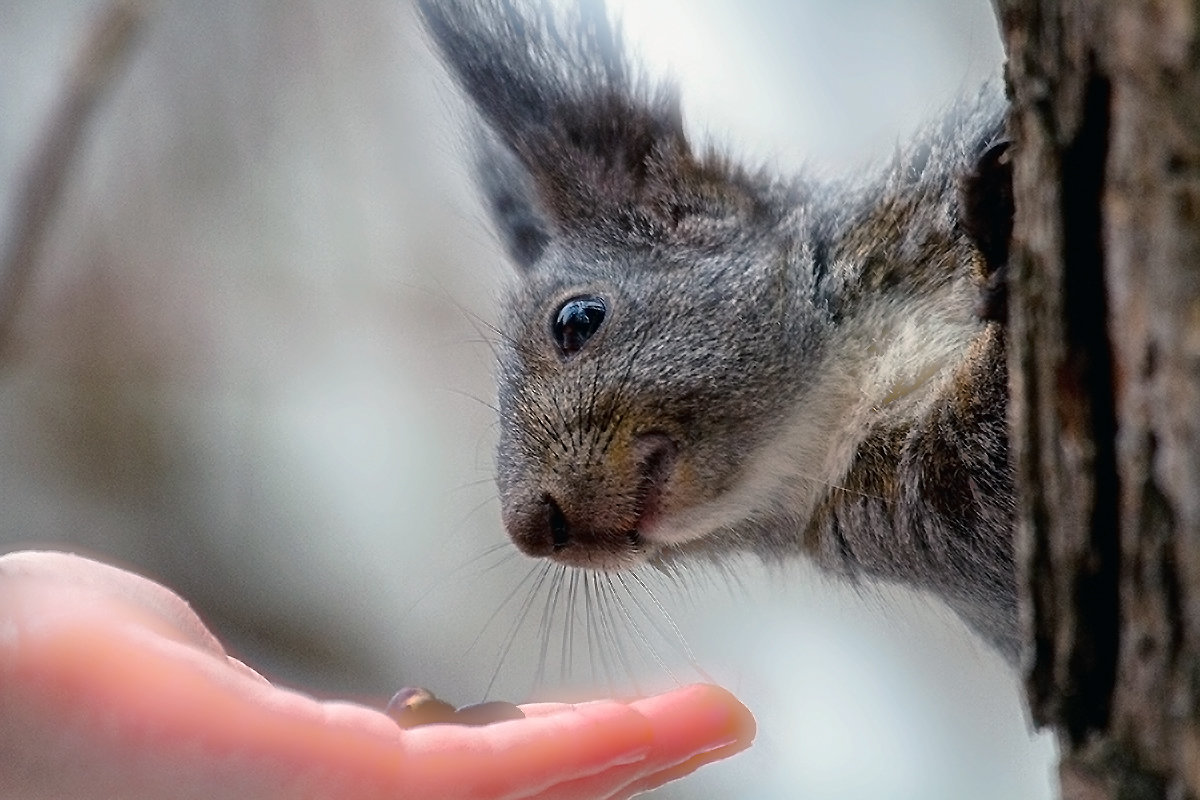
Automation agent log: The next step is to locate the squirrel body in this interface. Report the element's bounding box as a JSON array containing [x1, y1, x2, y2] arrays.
[[420, 0, 1018, 660]]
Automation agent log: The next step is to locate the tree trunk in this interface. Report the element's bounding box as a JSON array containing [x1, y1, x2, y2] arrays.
[[993, 0, 1200, 797]]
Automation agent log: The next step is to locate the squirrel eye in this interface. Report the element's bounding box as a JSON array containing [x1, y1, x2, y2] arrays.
[[552, 296, 606, 356]]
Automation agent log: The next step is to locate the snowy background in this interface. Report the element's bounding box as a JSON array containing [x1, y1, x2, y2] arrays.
[[0, 1, 1057, 797]]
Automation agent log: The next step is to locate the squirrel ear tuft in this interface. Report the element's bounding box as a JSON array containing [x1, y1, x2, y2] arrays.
[[420, 0, 701, 259], [474, 131, 552, 269]]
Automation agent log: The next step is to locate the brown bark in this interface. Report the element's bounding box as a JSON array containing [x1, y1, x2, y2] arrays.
[[994, 0, 1200, 797]]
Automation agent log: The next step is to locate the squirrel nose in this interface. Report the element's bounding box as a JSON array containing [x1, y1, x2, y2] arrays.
[[527, 494, 582, 555], [506, 433, 678, 560], [499, 494, 574, 558], [546, 496, 571, 551]]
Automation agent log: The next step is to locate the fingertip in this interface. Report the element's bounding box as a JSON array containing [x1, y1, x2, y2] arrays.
[[698, 683, 756, 745], [632, 683, 756, 749], [507, 687, 754, 800]]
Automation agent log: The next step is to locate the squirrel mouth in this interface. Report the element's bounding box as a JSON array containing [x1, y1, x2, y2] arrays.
[[519, 434, 678, 568], [623, 433, 676, 548]]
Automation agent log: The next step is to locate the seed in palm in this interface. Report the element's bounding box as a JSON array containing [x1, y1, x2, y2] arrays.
[[385, 687, 458, 728], [453, 700, 527, 725], [385, 687, 525, 728]]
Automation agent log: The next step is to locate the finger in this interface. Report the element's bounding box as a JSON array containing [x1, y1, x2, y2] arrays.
[[515, 702, 575, 718], [0, 557, 401, 798], [395, 699, 655, 798], [515, 693, 633, 718], [0, 550, 225, 655], [422, 686, 753, 799], [1, 550, 272, 689], [527, 684, 755, 800], [541, 739, 751, 800], [607, 738, 752, 799], [628, 683, 756, 764]]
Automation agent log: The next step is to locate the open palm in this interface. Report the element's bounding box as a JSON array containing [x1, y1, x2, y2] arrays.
[[0, 550, 753, 799]]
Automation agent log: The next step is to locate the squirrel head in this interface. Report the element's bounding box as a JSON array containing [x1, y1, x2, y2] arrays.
[[420, 0, 1012, 571], [422, 0, 835, 568], [491, 189, 834, 569]]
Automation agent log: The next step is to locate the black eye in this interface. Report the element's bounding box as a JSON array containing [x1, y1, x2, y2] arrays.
[[552, 296, 606, 356]]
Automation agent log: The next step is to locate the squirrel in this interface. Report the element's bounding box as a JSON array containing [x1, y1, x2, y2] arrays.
[[418, 0, 1019, 662]]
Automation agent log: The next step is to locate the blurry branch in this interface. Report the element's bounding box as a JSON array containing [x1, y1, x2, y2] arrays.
[[0, 0, 150, 360]]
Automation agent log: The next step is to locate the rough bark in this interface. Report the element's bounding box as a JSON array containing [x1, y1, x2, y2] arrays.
[[994, 0, 1200, 797]]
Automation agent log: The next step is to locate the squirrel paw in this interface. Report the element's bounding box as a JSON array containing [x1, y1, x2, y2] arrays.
[[961, 138, 1013, 323]]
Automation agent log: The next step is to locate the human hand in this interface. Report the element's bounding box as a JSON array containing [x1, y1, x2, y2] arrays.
[[0, 550, 754, 799]]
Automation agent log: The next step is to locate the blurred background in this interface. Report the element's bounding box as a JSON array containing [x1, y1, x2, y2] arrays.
[[0, 0, 1058, 797]]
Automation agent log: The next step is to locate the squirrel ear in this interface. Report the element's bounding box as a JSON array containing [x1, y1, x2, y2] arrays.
[[475, 131, 552, 269], [420, 0, 697, 252], [960, 138, 1013, 322]]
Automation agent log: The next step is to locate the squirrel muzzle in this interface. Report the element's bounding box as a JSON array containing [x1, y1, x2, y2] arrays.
[[501, 431, 678, 569]]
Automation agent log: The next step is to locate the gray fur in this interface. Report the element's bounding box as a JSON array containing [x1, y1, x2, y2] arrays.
[[419, 0, 1017, 661]]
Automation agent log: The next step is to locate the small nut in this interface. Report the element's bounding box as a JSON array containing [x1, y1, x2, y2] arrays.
[[386, 687, 458, 728], [452, 700, 526, 726]]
